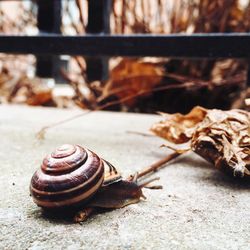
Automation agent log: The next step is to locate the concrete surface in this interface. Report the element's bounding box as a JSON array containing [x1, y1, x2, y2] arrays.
[[0, 104, 249, 250]]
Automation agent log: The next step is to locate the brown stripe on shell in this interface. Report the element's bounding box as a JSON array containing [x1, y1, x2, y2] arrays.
[[103, 159, 122, 186], [31, 148, 100, 192], [42, 145, 87, 175], [30, 160, 104, 202], [32, 175, 104, 208], [51, 144, 76, 158], [30, 146, 105, 209]]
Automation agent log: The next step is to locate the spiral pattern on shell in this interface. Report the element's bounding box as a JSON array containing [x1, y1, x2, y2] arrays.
[[30, 144, 105, 209]]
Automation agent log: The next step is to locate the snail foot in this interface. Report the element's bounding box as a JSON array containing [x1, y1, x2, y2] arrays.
[[74, 207, 94, 223]]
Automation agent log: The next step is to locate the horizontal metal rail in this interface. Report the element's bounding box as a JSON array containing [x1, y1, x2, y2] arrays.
[[0, 33, 249, 58]]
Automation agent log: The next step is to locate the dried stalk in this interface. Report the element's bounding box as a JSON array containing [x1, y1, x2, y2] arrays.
[[37, 68, 246, 139], [36, 81, 212, 139], [128, 152, 180, 180], [76, 0, 85, 32]]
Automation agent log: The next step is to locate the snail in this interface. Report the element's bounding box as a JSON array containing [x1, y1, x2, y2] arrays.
[[30, 144, 160, 222]]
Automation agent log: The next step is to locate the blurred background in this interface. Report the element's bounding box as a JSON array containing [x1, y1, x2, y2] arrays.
[[0, 0, 250, 113]]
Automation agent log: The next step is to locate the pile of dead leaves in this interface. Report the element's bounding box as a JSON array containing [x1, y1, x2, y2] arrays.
[[0, 68, 74, 108], [151, 106, 250, 179]]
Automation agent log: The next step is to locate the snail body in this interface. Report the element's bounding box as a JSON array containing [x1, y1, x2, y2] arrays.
[[30, 144, 147, 221]]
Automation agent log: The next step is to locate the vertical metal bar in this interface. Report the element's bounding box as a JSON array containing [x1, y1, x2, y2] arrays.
[[247, 60, 250, 87], [36, 0, 63, 81], [85, 0, 111, 82]]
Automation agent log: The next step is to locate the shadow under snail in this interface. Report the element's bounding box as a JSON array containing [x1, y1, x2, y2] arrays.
[[30, 144, 161, 222]]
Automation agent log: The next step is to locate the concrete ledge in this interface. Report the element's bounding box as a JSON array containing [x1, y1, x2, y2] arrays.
[[0, 105, 249, 249]]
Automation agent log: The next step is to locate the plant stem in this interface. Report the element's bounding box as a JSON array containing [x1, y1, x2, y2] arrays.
[[127, 152, 180, 181]]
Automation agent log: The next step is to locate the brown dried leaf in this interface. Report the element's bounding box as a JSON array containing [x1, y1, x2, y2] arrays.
[[191, 109, 250, 178], [151, 106, 250, 179], [102, 59, 164, 106], [151, 106, 207, 144], [26, 89, 54, 106]]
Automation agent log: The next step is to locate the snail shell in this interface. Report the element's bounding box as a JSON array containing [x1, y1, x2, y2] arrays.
[[30, 144, 121, 209]]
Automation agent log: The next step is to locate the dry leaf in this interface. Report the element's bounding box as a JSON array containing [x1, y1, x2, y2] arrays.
[[151, 107, 250, 179], [151, 106, 207, 144], [102, 58, 164, 106], [26, 89, 53, 106]]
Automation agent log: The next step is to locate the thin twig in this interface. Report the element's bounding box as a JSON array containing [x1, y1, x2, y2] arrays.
[[126, 130, 155, 137], [36, 81, 202, 139], [76, 0, 85, 32], [127, 152, 181, 181], [36, 110, 92, 140], [38, 70, 244, 139]]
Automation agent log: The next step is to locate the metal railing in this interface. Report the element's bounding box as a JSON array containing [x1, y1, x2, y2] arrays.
[[0, 0, 249, 86]]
